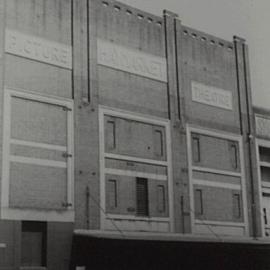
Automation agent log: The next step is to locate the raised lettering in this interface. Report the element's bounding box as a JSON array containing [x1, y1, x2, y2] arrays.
[[97, 39, 167, 82], [5, 29, 72, 69], [191, 81, 232, 110]]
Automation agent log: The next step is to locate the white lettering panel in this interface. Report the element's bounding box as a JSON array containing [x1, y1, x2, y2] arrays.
[[5, 29, 72, 69], [256, 116, 270, 138], [97, 39, 167, 82], [192, 81, 233, 110]]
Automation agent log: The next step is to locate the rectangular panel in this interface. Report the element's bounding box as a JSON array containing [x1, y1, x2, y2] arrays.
[[105, 118, 116, 150], [232, 193, 241, 218], [194, 189, 203, 215], [97, 39, 167, 82], [193, 185, 244, 222], [157, 185, 165, 213], [229, 141, 238, 169], [192, 135, 200, 163], [262, 195, 270, 227], [192, 81, 233, 110], [154, 129, 164, 157], [107, 179, 117, 209], [105, 174, 135, 215], [148, 180, 169, 218], [261, 167, 270, 183], [191, 132, 240, 172], [256, 116, 270, 139], [5, 29, 72, 69], [9, 163, 67, 210], [11, 96, 67, 146], [259, 146, 270, 163], [104, 116, 167, 161]]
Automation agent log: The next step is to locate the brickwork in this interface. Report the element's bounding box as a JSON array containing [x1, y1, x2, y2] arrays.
[[193, 185, 244, 222], [0, 0, 264, 269]]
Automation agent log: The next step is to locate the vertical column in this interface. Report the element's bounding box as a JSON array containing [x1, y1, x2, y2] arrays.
[[234, 36, 262, 237], [164, 10, 190, 233], [0, 0, 6, 206], [73, 0, 100, 230], [88, 0, 99, 105]]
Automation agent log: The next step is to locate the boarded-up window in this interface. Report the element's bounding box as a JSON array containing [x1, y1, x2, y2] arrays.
[[229, 142, 238, 169], [136, 178, 149, 216], [154, 129, 164, 157], [157, 185, 165, 212], [262, 193, 270, 225], [194, 189, 203, 215], [11, 97, 67, 146], [21, 221, 46, 267], [192, 135, 200, 163], [5, 91, 73, 212], [263, 207, 268, 225], [108, 179, 117, 208], [104, 116, 167, 161], [232, 193, 241, 218], [261, 167, 270, 183], [106, 119, 116, 149], [259, 146, 270, 163]]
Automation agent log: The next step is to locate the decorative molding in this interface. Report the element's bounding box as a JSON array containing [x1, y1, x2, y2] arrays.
[[186, 125, 249, 235], [105, 168, 167, 181], [193, 179, 241, 190], [99, 107, 173, 232]]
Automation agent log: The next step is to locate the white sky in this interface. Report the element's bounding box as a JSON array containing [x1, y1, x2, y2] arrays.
[[120, 0, 270, 109]]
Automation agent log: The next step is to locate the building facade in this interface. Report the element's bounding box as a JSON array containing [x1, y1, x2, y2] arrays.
[[0, 0, 268, 269]]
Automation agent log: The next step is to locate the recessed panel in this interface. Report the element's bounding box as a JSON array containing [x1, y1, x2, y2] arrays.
[[9, 163, 67, 210], [11, 97, 67, 146]]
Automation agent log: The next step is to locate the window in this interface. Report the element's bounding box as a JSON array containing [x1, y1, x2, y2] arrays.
[[192, 135, 200, 163], [232, 193, 241, 218], [194, 189, 203, 215], [229, 141, 238, 169], [263, 207, 268, 225], [261, 167, 270, 183], [259, 146, 270, 163], [157, 185, 166, 212], [154, 129, 164, 157], [136, 178, 149, 216], [106, 119, 116, 149], [108, 179, 117, 208], [21, 221, 47, 267]]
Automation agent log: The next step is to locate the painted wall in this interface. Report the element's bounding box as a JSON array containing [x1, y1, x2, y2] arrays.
[[119, 0, 270, 109]]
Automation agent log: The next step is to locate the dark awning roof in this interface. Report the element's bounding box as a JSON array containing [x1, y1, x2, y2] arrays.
[[74, 229, 270, 245], [71, 230, 270, 270]]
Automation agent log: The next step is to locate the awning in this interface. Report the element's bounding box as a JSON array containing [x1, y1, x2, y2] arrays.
[[74, 229, 270, 245], [70, 230, 270, 270]]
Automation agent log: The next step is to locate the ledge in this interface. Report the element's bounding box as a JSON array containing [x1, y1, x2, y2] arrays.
[[74, 230, 270, 245]]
